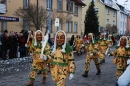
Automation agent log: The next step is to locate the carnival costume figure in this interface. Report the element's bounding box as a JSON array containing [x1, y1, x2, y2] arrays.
[[74, 35, 84, 56], [27, 30, 52, 86], [82, 33, 101, 77], [50, 30, 75, 86], [109, 36, 130, 80], [98, 33, 109, 64]]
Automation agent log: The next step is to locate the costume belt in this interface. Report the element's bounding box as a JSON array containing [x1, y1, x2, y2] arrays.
[[52, 61, 68, 67]]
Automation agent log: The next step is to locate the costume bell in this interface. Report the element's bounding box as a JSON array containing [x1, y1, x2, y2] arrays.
[[74, 35, 83, 56], [109, 36, 130, 80], [98, 33, 109, 64], [82, 33, 101, 77], [27, 30, 52, 86], [50, 30, 75, 86]]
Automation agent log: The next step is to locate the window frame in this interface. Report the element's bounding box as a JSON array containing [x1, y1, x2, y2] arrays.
[[24, 0, 29, 9], [47, 0, 52, 10], [74, 22, 78, 33], [1, 22, 7, 32], [66, 21, 73, 33], [58, 0, 63, 11], [74, 5, 78, 16]]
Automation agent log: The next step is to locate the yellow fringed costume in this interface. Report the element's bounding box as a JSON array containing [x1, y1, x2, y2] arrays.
[[50, 30, 75, 86]]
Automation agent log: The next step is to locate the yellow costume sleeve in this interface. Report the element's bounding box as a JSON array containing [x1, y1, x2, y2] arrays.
[[68, 52, 75, 74], [43, 43, 53, 63]]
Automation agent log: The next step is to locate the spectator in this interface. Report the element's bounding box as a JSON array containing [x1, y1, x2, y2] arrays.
[[1, 30, 9, 60]]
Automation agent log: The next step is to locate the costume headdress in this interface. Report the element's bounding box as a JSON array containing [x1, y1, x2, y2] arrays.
[[117, 36, 129, 48], [52, 30, 66, 54], [88, 33, 94, 43], [100, 33, 106, 40], [34, 30, 44, 46]]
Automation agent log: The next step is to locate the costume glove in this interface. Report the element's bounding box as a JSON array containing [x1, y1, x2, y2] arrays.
[[69, 73, 74, 80], [40, 54, 47, 60]]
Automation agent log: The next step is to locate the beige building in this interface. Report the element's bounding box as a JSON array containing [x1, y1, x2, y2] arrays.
[[82, 0, 117, 34], [0, 0, 85, 39]]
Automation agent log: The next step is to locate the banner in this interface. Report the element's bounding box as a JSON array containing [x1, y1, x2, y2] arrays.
[[0, 16, 20, 22]]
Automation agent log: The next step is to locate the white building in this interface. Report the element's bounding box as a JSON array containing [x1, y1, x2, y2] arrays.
[[116, 3, 128, 35]]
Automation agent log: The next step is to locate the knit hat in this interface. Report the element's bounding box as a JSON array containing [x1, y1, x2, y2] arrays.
[[117, 36, 129, 48], [52, 30, 66, 54], [34, 30, 44, 46], [88, 33, 95, 43]]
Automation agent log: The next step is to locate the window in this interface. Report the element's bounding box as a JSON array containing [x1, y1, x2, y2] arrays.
[[23, 20, 30, 30], [90, 0, 95, 2], [1, 22, 7, 32], [74, 22, 78, 32], [66, 21, 69, 32], [121, 21, 122, 27], [106, 19, 109, 24], [123, 22, 124, 28], [47, 19, 52, 32], [70, 2, 73, 13], [95, 8, 99, 14], [24, 0, 29, 9], [113, 11, 116, 17], [66, 1, 69, 12], [57, 21, 62, 31], [106, 9, 109, 14], [66, 1, 73, 13], [121, 13, 122, 18], [1, 0, 6, 4], [58, 0, 62, 11], [113, 20, 115, 25], [66, 21, 73, 32], [69, 22, 72, 32], [47, 0, 52, 10], [74, 5, 78, 15]]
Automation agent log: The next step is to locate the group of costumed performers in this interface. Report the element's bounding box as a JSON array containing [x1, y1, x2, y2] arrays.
[[26, 30, 75, 86], [25, 29, 130, 86], [74, 35, 84, 56]]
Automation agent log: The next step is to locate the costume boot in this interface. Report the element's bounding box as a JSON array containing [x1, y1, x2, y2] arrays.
[[42, 77, 46, 84], [27, 81, 34, 86], [82, 71, 88, 77], [102, 59, 105, 63], [96, 70, 101, 75]]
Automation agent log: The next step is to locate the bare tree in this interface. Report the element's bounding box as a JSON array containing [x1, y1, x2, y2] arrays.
[[14, 4, 72, 31], [105, 24, 117, 34], [14, 4, 49, 30]]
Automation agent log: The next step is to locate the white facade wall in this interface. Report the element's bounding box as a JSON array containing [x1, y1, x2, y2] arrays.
[[118, 12, 127, 35]]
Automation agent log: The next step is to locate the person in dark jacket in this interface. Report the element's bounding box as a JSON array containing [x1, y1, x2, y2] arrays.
[[69, 35, 74, 46], [1, 30, 9, 60]]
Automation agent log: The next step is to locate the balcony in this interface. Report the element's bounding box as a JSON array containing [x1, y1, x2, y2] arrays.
[[0, 4, 6, 14]]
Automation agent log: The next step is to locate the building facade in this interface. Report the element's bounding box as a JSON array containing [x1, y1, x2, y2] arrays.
[[82, 0, 118, 35], [0, 0, 86, 39]]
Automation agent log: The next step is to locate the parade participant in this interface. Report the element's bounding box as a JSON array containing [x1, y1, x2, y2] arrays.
[[127, 36, 130, 46], [50, 30, 75, 86], [98, 33, 109, 64], [107, 34, 113, 47], [74, 35, 84, 55], [109, 36, 130, 80], [27, 30, 52, 86], [82, 33, 101, 77], [117, 59, 130, 86]]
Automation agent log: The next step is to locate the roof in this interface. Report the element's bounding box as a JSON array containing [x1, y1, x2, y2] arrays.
[[74, 0, 86, 6]]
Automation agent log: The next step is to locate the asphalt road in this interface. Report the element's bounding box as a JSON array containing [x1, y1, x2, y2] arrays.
[[0, 47, 120, 86]]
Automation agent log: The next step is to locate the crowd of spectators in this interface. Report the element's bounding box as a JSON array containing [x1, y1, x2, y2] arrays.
[[0, 30, 29, 60]]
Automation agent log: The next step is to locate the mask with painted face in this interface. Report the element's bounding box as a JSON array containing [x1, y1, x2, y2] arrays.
[[36, 31, 42, 42], [56, 32, 65, 46]]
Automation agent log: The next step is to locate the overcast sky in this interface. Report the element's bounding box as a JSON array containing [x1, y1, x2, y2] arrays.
[[117, 0, 130, 10]]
